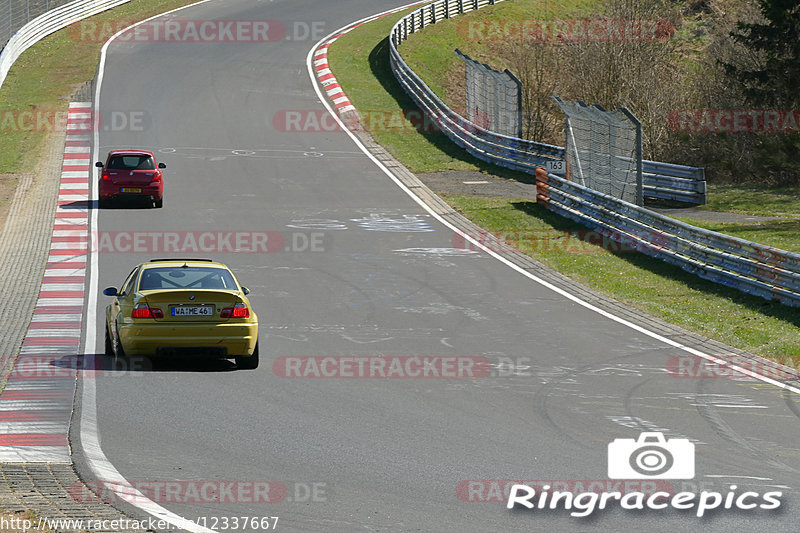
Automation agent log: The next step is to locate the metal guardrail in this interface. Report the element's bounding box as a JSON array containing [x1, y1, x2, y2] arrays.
[[536, 168, 800, 307], [388, 0, 707, 204], [0, 0, 130, 91], [642, 160, 706, 204]]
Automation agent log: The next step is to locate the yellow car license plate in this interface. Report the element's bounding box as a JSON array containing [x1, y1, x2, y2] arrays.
[[171, 306, 214, 317], [120, 187, 142, 193]]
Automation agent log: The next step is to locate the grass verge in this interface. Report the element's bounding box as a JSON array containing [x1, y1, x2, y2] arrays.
[[704, 184, 800, 218], [328, 5, 800, 360]]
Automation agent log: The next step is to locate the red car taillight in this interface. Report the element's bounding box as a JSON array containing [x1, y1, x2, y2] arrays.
[[151, 170, 162, 183], [132, 303, 163, 319], [102, 171, 111, 181], [221, 303, 249, 318]]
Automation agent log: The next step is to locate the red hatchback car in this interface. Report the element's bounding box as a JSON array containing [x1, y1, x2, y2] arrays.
[[97, 149, 165, 208]]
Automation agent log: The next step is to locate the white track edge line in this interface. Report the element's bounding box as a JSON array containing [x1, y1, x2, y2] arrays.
[[305, 6, 800, 396], [83, 2, 219, 533]]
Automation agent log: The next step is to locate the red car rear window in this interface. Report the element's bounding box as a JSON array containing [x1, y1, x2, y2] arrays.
[[108, 155, 155, 170]]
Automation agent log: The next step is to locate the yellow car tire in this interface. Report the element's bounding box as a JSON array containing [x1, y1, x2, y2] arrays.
[[235, 342, 259, 370]]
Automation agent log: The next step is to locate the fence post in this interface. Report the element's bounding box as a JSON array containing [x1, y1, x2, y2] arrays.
[[621, 106, 644, 206], [445, 0, 450, 18], [505, 69, 523, 138]]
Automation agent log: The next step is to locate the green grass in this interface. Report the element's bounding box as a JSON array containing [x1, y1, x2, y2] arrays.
[[0, 0, 202, 174], [445, 195, 800, 358], [704, 184, 800, 217], [328, 1, 800, 360], [685, 184, 800, 252]]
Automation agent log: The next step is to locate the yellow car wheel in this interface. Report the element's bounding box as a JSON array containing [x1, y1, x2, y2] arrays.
[[235, 342, 259, 370]]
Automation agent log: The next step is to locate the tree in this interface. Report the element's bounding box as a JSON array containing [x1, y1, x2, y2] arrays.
[[725, 0, 800, 107]]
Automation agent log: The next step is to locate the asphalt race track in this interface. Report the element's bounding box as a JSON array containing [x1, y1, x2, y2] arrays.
[[71, 0, 800, 531]]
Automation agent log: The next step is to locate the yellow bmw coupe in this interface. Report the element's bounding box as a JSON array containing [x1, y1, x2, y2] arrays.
[[103, 259, 259, 368]]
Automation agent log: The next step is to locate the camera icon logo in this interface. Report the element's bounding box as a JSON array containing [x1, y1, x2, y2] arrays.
[[608, 432, 694, 479]]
